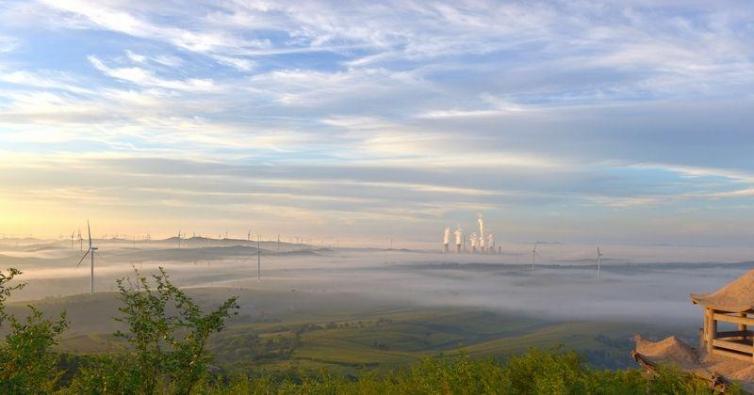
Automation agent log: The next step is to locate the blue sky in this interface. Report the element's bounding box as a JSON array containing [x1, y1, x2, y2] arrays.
[[0, 0, 752, 246]]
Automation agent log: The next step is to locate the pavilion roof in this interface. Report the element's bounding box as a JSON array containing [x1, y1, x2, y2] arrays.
[[691, 268, 754, 313]]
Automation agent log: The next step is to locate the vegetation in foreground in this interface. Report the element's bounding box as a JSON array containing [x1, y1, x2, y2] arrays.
[[0, 267, 745, 394]]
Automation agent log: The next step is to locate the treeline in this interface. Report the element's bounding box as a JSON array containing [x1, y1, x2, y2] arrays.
[[0, 267, 744, 394]]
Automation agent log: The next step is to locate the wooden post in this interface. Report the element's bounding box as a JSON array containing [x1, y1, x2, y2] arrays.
[[703, 308, 709, 350], [705, 308, 714, 354], [711, 310, 718, 353], [739, 312, 748, 342]]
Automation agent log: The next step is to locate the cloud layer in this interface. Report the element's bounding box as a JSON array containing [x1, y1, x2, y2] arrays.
[[0, 1, 753, 245]]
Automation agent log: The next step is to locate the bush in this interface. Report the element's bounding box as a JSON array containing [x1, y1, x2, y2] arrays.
[[195, 350, 744, 394], [0, 268, 68, 394], [70, 267, 239, 394]]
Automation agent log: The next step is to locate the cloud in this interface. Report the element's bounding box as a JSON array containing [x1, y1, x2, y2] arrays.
[[153, 54, 183, 67], [36, 0, 270, 55], [124, 49, 146, 63], [0, 1, 752, 244], [0, 34, 18, 52], [213, 55, 255, 71], [0, 69, 93, 94], [88, 55, 217, 92]]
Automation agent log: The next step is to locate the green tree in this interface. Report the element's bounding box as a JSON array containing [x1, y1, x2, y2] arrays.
[[73, 267, 239, 394], [0, 268, 68, 394]]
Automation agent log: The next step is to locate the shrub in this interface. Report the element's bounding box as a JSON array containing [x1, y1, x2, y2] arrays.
[[70, 267, 239, 394], [0, 268, 68, 394]]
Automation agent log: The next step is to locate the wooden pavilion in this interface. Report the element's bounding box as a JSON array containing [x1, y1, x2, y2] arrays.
[[692, 269, 754, 362]]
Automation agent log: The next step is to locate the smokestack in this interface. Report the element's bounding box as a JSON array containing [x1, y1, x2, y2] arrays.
[[477, 214, 485, 252], [443, 227, 450, 253], [454, 225, 463, 253]]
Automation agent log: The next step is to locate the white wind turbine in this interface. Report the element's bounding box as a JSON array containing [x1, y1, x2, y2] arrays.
[[256, 233, 261, 281], [76, 221, 98, 295], [596, 247, 603, 280], [531, 242, 539, 270]]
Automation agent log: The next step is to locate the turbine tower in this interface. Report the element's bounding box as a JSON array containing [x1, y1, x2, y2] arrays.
[[531, 242, 539, 270], [177, 230, 182, 248], [76, 221, 98, 295], [596, 247, 603, 280]]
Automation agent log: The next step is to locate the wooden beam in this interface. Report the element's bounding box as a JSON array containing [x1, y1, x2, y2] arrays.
[[712, 347, 752, 362], [712, 339, 753, 354], [713, 312, 754, 326], [716, 330, 753, 338], [739, 312, 748, 335]]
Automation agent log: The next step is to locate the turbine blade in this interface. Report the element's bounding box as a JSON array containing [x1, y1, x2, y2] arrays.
[[76, 250, 90, 267], [87, 220, 92, 248]]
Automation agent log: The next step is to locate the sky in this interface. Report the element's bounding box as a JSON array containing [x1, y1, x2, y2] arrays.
[[0, 0, 753, 246]]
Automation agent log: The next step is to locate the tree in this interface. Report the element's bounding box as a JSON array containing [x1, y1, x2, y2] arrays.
[[110, 267, 239, 394], [0, 268, 68, 393]]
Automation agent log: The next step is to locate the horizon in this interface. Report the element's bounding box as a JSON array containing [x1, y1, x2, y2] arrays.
[[1, 1, 753, 247]]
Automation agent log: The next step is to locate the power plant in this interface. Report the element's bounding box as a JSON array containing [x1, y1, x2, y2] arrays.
[[442, 214, 501, 254]]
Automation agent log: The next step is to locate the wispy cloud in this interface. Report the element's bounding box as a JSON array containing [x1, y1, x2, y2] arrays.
[[0, 34, 18, 52], [88, 55, 218, 92], [0, 1, 752, 243]]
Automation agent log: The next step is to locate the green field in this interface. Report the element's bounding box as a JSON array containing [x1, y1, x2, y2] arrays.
[[8, 287, 684, 377]]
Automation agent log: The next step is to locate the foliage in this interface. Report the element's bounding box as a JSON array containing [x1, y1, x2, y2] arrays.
[[0, 266, 748, 394], [70, 267, 239, 394], [0, 268, 68, 394], [195, 350, 745, 395]]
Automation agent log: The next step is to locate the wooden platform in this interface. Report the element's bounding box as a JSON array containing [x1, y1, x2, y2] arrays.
[[702, 309, 754, 362]]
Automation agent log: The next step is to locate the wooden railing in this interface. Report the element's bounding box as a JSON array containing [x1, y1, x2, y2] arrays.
[[703, 309, 754, 362]]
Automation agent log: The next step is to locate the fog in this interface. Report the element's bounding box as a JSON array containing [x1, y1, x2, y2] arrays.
[[2, 238, 753, 327]]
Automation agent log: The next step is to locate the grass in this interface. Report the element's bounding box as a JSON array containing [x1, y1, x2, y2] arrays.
[[8, 287, 659, 375]]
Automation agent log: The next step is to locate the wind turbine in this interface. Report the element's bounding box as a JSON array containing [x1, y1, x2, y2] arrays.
[[257, 234, 261, 281], [531, 242, 539, 270], [77, 229, 83, 252], [596, 247, 603, 280], [76, 221, 97, 295], [177, 230, 182, 248]]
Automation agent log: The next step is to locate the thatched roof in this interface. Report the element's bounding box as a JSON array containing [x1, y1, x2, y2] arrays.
[[634, 335, 699, 369], [691, 268, 754, 312]]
